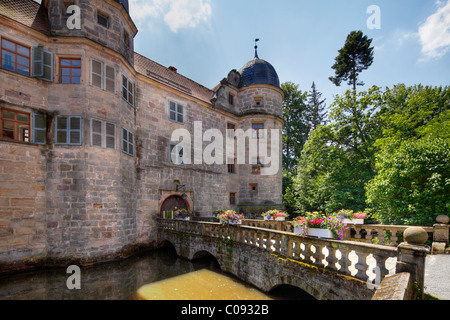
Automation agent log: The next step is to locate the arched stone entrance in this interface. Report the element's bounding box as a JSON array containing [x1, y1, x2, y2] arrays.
[[160, 195, 189, 214]]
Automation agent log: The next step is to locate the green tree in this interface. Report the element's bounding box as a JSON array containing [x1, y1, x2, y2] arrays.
[[366, 137, 449, 226], [366, 84, 450, 225], [294, 86, 383, 214], [305, 82, 328, 131], [329, 30, 374, 92], [281, 82, 308, 172]]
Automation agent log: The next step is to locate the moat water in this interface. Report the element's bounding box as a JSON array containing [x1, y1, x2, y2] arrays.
[[0, 247, 313, 300]]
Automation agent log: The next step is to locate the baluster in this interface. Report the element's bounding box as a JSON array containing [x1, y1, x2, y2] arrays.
[[325, 244, 338, 271], [303, 242, 313, 263], [313, 244, 326, 267], [258, 231, 265, 248], [293, 239, 301, 260], [372, 254, 389, 287], [338, 249, 352, 275], [354, 252, 370, 282], [354, 226, 362, 242], [274, 235, 282, 254], [365, 229, 373, 243], [390, 231, 399, 246], [375, 230, 385, 245]]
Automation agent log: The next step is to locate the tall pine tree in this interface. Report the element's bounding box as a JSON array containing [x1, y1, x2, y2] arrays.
[[329, 30, 374, 93], [305, 82, 328, 131]]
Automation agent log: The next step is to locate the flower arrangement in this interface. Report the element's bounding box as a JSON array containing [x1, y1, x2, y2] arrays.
[[291, 212, 347, 240], [338, 209, 366, 224], [213, 209, 225, 218], [261, 209, 289, 220], [173, 209, 191, 220], [217, 210, 245, 226]]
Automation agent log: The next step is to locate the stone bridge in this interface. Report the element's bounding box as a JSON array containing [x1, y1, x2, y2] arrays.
[[157, 219, 430, 300]]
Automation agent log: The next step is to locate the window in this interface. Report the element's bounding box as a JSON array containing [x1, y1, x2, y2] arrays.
[[32, 46, 54, 82], [55, 116, 82, 145], [90, 60, 115, 93], [169, 143, 184, 165], [227, 157, 236, 174], [228, 94, 234, 105], [229, 193, 236, 205], [33, 113, 46, 145], [97, 11, 109, 28], [91, 119, 115, 149], [1, 38, 30, 76], [169, 101, 184, 124], [122, 74, 134, 105], [0, 108, 30, 142], [124, 30, 130, 47], [122, 127, 134, 156], [227, 122, 235, 139], [252, 157, 264, 174], [60, 58, 81, 84], [252, 123, 264, 139], [249, 184, 258, 192]]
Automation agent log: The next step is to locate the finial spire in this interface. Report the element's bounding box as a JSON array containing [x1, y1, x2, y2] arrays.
[[254, 38, 260, 59]]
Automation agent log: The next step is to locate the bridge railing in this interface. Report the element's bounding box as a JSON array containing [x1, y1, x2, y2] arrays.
[[158, 219, 398, 288]]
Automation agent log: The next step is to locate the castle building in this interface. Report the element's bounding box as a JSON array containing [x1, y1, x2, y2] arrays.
[[0, 0, 284, 271]]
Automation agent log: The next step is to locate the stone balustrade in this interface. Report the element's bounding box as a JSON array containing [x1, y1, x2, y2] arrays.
[[159, 219, 398, 286]]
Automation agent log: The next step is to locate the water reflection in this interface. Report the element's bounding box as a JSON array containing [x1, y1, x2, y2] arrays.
[[0, 248, 312, 300]]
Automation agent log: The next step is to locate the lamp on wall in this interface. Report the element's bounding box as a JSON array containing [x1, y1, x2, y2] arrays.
[[174, 179, 185, 191]]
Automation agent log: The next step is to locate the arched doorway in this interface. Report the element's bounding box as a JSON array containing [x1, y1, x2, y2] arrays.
[[160, 195, 189, 215]]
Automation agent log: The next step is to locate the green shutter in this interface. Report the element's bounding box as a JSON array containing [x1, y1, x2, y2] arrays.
[[33, 113, 46, 144], [32, 46, 44, 77]]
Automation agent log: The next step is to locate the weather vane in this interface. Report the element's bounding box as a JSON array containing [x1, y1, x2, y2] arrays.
[[254, 38, 260, 59]]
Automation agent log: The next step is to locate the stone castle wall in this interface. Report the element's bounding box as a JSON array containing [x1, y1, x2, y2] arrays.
[[0, 0, 284, 271]]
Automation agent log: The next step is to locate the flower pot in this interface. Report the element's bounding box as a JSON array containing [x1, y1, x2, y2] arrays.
[[175, 217, 190, 221], [275, 217, 285, 221], [307, 228, 334, 239], [342, 218, 364, 225], [294, 226, 302, 234], [221, 219, 242, 225], [264, 216, 273, 221]]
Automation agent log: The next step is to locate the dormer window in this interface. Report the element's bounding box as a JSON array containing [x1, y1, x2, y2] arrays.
[[97, 11, 109, 28]]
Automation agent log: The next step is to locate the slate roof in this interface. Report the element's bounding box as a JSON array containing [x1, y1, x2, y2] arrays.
[[134, 52, 215, 104], [0, 0, 50, 35], [238, 58, 280, 88]]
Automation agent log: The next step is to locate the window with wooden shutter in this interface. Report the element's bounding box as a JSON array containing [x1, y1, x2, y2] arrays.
[[90, 60, 103, 89], [1, 38, 30, 76], [34, 47, 54, 82], [91, 119, 102, 147], [105, 122, 115, 149], [122, 127, 134, 156], [90, 60, 115, 93], [122, 74, 134, 106], [1, 108, 30, 142], [55, 116, 82, 145], [105, 65, 115, 93], [169, 100, 184, 124], [91, 119, 115, 149], [33, 113, 46, 144]]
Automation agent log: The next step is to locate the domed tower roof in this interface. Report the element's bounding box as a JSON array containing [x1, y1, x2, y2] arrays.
[[238, 57, 280, 89], [114, 0, 129, 13]]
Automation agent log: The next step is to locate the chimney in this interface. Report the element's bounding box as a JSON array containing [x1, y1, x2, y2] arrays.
[[168, 66, 177, 73]]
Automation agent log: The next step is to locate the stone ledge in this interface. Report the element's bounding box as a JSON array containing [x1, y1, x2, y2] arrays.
[[372, 272, 413, 300]]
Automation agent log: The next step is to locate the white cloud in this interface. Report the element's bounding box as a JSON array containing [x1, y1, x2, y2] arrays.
[[129, 0, 211, 33], [418, 0, 450, 61]]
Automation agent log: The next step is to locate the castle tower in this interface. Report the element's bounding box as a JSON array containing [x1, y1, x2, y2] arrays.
[[212, 43, 285, 216], [42, 0, 137, 64]]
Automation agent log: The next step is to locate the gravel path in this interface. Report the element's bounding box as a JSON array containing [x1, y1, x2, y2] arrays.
[[424, 255, 450, 300]]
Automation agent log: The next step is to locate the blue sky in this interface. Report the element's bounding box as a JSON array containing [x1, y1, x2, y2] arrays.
[[128, 0, 450, 107], [33, 0, 450, 106]]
